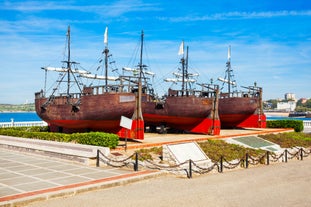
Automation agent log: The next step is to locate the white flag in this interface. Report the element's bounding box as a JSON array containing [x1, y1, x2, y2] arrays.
[[104, 27, 108, 44], [227, 45, 231, 60], [178, 41, 184, 55]]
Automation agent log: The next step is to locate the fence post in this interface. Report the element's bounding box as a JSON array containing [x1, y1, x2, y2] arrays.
[[96, 149, 100, 167], [219, 156, 223, 173], [300, 148, 303, 161], [284, 149, 288, 163], [266, 151, 270, 165], [188, 159, 192, 179], [245, 153, 249, 169], [134, 152, 138, 171]]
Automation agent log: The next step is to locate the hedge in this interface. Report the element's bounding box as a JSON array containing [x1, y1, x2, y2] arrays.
[[0, 127, 119, 148], [266, 120, 304, 132]]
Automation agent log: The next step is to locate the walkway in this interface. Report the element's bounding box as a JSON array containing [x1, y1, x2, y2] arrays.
[[0, 148, 161, 207], [27, 157, 311, 207]]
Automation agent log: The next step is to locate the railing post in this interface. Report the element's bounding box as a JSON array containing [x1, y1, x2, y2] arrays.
[[245, 153, 249, 169], [219, 156, 223, 173], [96, 149, 100, 167], [300, 148, 303, 161], [266, 151, 270, 165], [285, 149, 288, 163], [134, 152, 138, 171], [188, 159, 192, 179]]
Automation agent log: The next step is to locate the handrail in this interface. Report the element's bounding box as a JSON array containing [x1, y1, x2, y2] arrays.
[[0, 121, 47, 128]]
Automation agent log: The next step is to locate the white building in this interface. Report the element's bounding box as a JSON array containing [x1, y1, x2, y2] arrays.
[[285, 93, 296, 101], [277, 101, 296, 112]]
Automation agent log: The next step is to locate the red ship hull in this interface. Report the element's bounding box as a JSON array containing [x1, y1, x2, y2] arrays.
[[219, 96, 266, 128], [35, 92, 136, 133], [143, 95, 220, 135], [35, 90, 221, 138]]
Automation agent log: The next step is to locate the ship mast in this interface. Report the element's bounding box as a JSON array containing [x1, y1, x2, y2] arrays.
[[66, 26, 71, 101], [132, 30, 144, 122], [61, 26, 82, 104], [218, 45, 236, 97], [180, 41, 185, 96], [103, 27, 109, 92], [226, 45, 231, 96], [185, 46, 189, 96]]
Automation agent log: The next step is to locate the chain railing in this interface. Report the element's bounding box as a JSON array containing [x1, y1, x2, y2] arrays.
[[96, 147, 311, 178]]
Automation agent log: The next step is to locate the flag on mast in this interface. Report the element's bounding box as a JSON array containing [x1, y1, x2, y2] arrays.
[[178, 41, 184, 55], [227, 45, 231, 60], [104, 27, 108, 45]]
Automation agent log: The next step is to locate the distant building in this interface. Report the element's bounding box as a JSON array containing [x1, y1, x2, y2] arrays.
[[285, 93, 296, 101], [277, 101, 296, 112], [300, 98, 307, 104]]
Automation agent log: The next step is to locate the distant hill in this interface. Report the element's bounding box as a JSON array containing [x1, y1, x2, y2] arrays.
[[0, 104, 35, 112]]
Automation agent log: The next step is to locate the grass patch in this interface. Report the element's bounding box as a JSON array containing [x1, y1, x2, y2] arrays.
[[135, 147, 163, 161], [259, 132, 311, 148], [198, 140, 265, 162]]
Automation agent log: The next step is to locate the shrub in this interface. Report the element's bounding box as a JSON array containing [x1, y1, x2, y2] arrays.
[[267, 120, 304, 132], [0, 127, 119, 148], [73, 132, 119, 148]]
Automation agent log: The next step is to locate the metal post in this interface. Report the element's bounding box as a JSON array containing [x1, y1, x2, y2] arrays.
[[266, 151, 270, 165], [300, 148, 303, 160], [134, 152, 138, 171], [245, 153, 249, 169], [285, 149, 288, 163], [219, 156, 223, 173], [96, 149, 100, 167], [188, 159, 192, 179]]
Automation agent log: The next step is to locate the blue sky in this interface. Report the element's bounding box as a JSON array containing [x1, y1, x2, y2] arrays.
[[1, 0, 311, 104]]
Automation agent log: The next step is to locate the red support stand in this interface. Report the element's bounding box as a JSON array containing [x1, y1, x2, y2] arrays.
[[237, 114, 266, 128], [190, 118, 221, 135], [117, 119, 144, 140]]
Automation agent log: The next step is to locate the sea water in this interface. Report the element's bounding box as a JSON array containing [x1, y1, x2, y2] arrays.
[[266, 116, 311, 121], [0, 112, 42, 122]]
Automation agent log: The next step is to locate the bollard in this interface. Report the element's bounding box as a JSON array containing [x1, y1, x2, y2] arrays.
[[300, 148, 303, 161], [266, 151, 270, 165], [134, 152, 139, 171], [285, 149, 288, 163], [245, 153, 249, 169], [219, 156, 223, 173], [96, 149, 100, 167], [188, 159, 192, 179]]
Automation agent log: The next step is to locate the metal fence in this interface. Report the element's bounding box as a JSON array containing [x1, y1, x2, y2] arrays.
[[96, 147, 311, 178], [0, 121, 48, 128]]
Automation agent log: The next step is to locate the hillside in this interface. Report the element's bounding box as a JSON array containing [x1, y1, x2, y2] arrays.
[[0, 104, 35, 112]]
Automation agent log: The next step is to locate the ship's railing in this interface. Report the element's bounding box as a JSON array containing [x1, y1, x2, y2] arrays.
[[167, 88, 218, 98], [219, 90, 260, 99], [0, 120, 48, 128], [35, 90, 82, 99]]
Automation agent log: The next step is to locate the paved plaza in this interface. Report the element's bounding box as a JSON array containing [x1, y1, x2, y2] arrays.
[[0, 148, 159, 206]]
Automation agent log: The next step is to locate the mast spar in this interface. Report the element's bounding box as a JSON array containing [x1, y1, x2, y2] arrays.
[[104, 27, 109, 92], [66, 26, 71, 101], [227, 45, 231, 96]]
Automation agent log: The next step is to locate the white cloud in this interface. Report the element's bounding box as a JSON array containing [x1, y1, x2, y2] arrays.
[[1, 0, 160, 17], [159, 10, 311, 22]]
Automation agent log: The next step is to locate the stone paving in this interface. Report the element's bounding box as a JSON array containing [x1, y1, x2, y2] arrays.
[[0, 148, 158, 206]]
